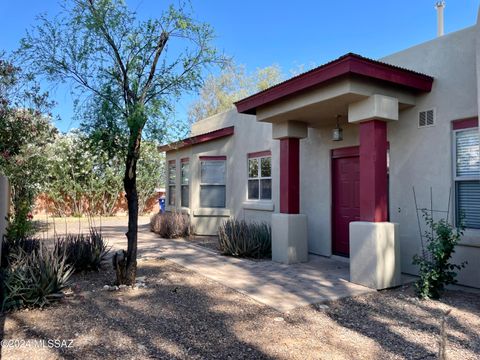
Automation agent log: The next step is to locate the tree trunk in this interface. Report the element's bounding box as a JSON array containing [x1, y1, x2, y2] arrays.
[[115, 129, 142, 285]]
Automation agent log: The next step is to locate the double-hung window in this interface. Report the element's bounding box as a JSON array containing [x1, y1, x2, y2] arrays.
[[200, 156, 226, 208], [168, 160, 176, 206], [181, 158, 189, 208], [248, 152, 272, 200], [454, 126, 480, 229]]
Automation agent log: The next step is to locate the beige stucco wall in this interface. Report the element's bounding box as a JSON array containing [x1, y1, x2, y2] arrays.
[[163, 20, 480, 288], [380, 26, 479, 287], [166, 109, 278, 235]]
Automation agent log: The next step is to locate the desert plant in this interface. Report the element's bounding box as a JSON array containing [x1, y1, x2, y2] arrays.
[[218, 219, 271, 259], [1, 244, 73, 311], [1, 236, 40, 268], [413, 210, 466, 299], [150, 212, 192, 239], [56, 228, 110, 272]]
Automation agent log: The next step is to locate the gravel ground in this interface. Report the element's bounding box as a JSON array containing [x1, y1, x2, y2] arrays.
[[185, 235, 220, 253], [1, 258, 479, 360]]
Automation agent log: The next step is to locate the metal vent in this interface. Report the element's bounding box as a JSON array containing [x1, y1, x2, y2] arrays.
[[419, 109, 435, 127]]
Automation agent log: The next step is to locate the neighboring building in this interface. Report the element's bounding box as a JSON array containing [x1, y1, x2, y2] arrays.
[[159, 12, 480, 289]]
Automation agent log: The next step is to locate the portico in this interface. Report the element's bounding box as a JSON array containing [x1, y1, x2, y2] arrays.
[[235, 53, 434, 289]]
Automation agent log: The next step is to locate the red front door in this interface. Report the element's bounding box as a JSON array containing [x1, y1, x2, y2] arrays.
[[332, 148, 360, 257]]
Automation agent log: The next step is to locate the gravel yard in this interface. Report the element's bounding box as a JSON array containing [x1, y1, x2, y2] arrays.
[[1, 257, 479, 360]]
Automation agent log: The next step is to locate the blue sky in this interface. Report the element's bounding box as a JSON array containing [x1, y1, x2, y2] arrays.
[[0, 0, 478, 133]]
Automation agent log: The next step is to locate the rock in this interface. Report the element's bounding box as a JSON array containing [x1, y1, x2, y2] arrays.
[[136, 276, 147, 282], [103, 285, 110, 291], [317, 304, 329, 310], [274, 317, 284, 322], [119, 284, 127, 289]]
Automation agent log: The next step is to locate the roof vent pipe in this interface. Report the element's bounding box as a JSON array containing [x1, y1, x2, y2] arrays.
[[435, 1, 446, 37]]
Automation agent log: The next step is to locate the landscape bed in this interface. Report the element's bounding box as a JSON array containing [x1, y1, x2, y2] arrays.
[[0, 257, 478, 360]]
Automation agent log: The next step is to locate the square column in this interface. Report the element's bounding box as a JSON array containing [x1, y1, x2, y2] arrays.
[[348, 95, 400, 289], [359, 119, 388, 222], [271, 121, 308, 264], [280, 138, 300, 214]]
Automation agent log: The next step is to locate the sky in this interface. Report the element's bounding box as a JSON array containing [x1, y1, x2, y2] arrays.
[[0, 0, 479, 133]]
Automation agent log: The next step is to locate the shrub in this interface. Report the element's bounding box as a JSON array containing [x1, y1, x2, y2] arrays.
[[2, 244, 73, 311], [413, 211, 467, 299], [56, 228, 110, 272], [150, 212, 192, 239], [218, 219, 271, 259]]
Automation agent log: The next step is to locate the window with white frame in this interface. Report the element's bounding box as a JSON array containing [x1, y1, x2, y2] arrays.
[[200, 157, 226, 208], [168, 160, 176, 206], [454, 127, 480, 229], [181, 159, 189, 208], [248, 154, 272, 200]]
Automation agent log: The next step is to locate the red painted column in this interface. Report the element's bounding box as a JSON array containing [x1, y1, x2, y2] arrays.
[[280, 138, 300, 214], [359, 120, 388, 222]]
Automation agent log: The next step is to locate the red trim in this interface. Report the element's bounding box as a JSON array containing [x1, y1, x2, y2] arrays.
[[248, 150, 271, 158], [359, 120, 388, 222], [158, 126, 234, 152], [331, 146, 359, 159], [452, 117, 479, 130], [235, 53, 433, 115], [168, 160, 176, 165], [280, 138, 300, 214], [199, 156, 227, 161], [180, 157, 189, 163]]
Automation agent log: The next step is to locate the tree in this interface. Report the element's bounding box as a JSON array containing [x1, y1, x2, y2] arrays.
[[0, 57, 56, 239], [188, 63, 282, 123], [19, 0, 223, 284]]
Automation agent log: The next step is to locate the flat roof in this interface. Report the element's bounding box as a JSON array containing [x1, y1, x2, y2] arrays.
[[235, 53, 434, 115], [158, 126, 234, 152]]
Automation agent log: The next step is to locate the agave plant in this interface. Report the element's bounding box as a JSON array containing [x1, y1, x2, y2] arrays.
[[218, 219, 271, 259], [56, 228, 110, 273], [1, 236, 40, 268], [2, 243, 74, 311]]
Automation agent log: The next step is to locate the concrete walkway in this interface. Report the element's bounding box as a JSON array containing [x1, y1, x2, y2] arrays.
[[97, 218, 373, 312], [37, 216, 374, 312]]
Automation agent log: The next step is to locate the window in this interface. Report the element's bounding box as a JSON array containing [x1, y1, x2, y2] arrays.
[[200, 157, 226, 208], [168, 160, 176, 206], [454, 127, 480, 229], [248, 153, 272, 200], [181, 159, 189, 208]]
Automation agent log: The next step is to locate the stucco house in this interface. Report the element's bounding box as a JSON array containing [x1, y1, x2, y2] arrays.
[[159, 10, 480, 289]]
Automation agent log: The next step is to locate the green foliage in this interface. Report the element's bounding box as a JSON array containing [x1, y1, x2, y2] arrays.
[[137, 142, 165, 214], [43, 131, 164, 216], [1, 244, 73, 311], [150, 212, 191, 239], [56, 228, 110, 273], [218, 219, 271, 259], [0, 57, 56, 235], [19, 0, 224, 284], [412, 211, 467, 299], [188, 63, 283, 123], [5, 202, 35, 242]]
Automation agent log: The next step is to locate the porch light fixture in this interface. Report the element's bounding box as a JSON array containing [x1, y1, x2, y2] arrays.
[[332, 115, 343, 141]]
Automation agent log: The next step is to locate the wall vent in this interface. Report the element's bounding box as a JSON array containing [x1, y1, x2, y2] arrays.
[[419, 109, 435, 127]]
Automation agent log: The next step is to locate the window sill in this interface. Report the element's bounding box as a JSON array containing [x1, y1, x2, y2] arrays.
[[459, 229, 480, 248], [165, 206, 190, 215], [242, 201, 274, 211], [193, 208, 230, 217]]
